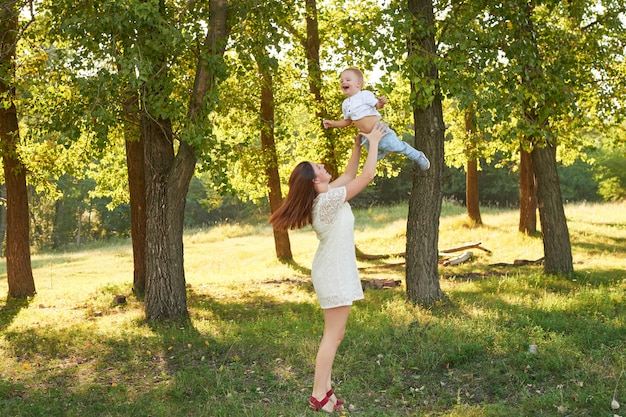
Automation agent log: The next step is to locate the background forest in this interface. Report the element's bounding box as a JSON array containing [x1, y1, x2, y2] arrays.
[[0, 0, 623, 252]]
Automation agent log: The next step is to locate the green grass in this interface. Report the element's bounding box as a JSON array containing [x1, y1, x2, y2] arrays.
[[1, 200, 624, 416]]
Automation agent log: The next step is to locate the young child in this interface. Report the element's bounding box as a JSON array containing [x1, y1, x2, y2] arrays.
[[323, 67, 430, 170]]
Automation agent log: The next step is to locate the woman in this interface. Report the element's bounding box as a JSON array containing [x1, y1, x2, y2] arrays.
[[270, 122, 386, 413]]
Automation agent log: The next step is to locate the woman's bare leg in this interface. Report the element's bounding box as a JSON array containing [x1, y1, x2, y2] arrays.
[[311, 305, 351, 411]]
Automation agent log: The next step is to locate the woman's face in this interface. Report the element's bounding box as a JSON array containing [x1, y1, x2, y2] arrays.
[[310, 162, 331, 184]]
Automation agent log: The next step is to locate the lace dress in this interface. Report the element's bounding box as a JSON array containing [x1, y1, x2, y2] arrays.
[[311, 186, 364, 309]]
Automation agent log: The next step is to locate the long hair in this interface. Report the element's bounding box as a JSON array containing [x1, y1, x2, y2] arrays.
[[269, 162, 317, 231]]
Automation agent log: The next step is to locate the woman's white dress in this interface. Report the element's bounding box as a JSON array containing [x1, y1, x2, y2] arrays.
[[311, 186, 364, 309]]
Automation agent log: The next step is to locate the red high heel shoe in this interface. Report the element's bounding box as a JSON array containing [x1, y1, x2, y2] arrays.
[[309, 395, 332, 413], [326, 389, 344, 410]]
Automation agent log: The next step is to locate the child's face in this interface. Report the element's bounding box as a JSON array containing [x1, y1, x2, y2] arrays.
[[340, 70, 362, 97]]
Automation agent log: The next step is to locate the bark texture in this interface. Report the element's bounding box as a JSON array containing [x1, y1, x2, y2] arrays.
[[143, 116, 190, 320], [518, 147, 537, 234], [464, 107, 481, 225], [531, 143, 573, 275], [144, 0, 230, 320], [125, 135, 146, 296], [405, 0, 444, 305], [0, 1, 35, 298], [260, 66, 292, 260], [305, 0, 339, 177]]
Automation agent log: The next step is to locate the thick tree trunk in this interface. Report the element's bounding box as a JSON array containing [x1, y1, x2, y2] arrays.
[[405, 0, 444, 305], [519, 146, 537, 234], [2, 135, 35, 298], [143, 116, 190, 321], [0, 2, 35, 298], [126, 136, 146, 296], [143, 0, 229, 321], [514, 1, 571, 275], [531, 143, 573, 275]]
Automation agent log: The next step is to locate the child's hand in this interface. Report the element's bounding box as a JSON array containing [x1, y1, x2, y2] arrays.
[[377, 96, 387, 108], [323, 120, 333, 129]]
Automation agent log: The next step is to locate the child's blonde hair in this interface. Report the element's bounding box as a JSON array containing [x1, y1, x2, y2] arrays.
[[342, 67, 364, 84]]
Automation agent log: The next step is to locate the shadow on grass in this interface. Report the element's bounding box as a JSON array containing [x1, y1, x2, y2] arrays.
[[441, 273, 626, 351], [572, 237, 626, 257], [340, 274, 625, 412], [1, 271, 623, 417], [0, 283, 322, 416], [278, 258, 311, 276], [0, 297, 31, 332]]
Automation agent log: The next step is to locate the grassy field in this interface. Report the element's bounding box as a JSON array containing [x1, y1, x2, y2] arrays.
[[0, 200, 624, 417]]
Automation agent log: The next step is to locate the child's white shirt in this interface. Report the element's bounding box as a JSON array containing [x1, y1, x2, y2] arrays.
[[342, 90, 381, 121]]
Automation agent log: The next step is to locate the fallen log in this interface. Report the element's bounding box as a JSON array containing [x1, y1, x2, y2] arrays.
[[361, 278, 402, 290], [439, 241, 491, 254], [442, 251, 473, 266], [355, 246, 405, 260], [356, 241, 490, 261]]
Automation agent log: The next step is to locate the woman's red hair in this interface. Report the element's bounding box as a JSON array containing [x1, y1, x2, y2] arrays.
[[269, 162, 317, 231]]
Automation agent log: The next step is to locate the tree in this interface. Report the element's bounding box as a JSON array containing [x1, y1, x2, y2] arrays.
[[464, 106, 482, 225], [0, 0, 35, 298], [504, 1, 575, 274], [42, 0, 231, 320], [220, 0, 299, 261], [284, 0, 341, 178], [143, 0, 230, 320], [258, 56, 292, 260], [405, 0, 444, 304], [303, 0, 341, 177]]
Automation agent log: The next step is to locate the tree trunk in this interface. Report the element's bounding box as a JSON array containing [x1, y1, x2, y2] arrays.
[[518, 146, 537, 234], [531, 143, 573, 275], [143, 116, 190, 321], [466, 158, 481, 224], [0, 1, 35, 298], [0, 185, 6, 256], [143, 0, 229, 321], [126, 135, 146, 296], [305, 0, 339, 178], [405, 0, 444, 305], [515, 1, 572, 275], [464, 107, 481, 225], [260, 64, 292, 260], [516, 5, 539, 238], [2, 136, 35, 298]]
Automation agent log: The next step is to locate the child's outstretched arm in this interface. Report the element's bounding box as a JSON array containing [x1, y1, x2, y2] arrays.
[[323, 118, 353, 129]]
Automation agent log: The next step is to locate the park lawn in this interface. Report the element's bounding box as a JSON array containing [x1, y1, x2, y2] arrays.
[[0, 200, 624, 417]]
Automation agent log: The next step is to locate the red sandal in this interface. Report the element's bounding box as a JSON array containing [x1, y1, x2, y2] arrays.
[[309, 395, 332, 413], [326, 389, 344, 410]]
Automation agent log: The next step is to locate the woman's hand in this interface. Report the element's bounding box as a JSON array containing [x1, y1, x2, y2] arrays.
[[359, 122, 386, 146]]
